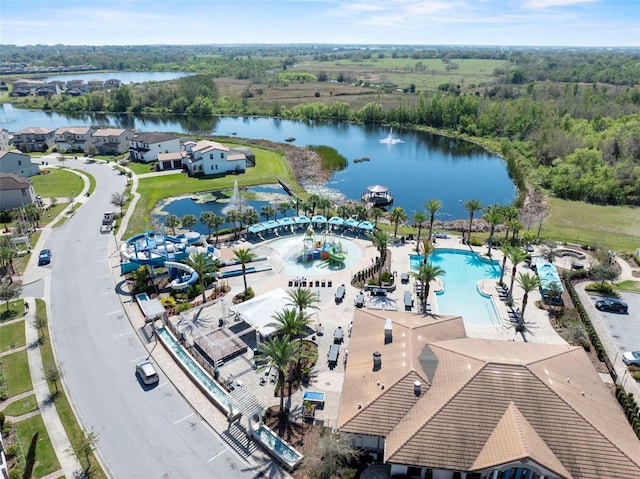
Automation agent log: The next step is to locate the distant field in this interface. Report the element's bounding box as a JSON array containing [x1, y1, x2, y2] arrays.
[[541, 197, 639, 253]]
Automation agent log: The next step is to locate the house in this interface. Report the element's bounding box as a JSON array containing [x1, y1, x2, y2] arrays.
[[157, 151, 187, 171], [0, 173, 36, 209], [87, 78, 104, 90], [91, 128, 134, 156], [337, 308, 640, 479], [182, 139, 248, 176], [129, 132, 180, 163], [0, 150, 40, 177], [54, 126, 96, 153], [104, 78, 121, 89], [11, 127, 55, 152]]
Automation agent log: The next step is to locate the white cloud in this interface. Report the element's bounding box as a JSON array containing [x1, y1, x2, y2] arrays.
[[522, 0, 598, 9]]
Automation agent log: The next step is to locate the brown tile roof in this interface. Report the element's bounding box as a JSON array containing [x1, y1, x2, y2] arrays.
[[339, 319, 640, 478], [191, 139, 229, 154]]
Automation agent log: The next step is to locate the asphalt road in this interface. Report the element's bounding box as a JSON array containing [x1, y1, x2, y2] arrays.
[[44, 161, 256, 478], [589, 292, 640, 360]]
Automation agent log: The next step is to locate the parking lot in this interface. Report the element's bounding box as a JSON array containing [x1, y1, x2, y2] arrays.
[[591, 292, 640, 359]]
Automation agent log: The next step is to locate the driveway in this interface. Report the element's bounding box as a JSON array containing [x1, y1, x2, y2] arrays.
[[588, 292, 640, 358]]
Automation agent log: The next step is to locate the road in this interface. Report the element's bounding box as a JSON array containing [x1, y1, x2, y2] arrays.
[[44, 161, 256, 478]]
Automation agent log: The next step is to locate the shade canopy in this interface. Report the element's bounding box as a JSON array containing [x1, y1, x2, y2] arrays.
[[311, 215, 327, 224], [366, 184, 389, 193], [328, 216, 344, 225]]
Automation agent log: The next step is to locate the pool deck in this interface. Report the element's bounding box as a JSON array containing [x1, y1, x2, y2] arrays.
[[116, 229, 575, 476]]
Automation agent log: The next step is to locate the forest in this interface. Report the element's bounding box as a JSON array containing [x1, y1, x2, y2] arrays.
[[2, 44, 640, 207]]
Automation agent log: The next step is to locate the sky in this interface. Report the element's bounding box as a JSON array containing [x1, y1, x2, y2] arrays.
[[1, 0, 638, 47]]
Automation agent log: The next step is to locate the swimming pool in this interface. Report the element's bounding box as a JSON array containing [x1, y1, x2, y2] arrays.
[[410, 249, 501, 328]]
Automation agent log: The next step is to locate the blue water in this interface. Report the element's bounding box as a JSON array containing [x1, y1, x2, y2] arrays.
[[255, 425, 302, 464], [303, 391, 325, 401], [410, 250, 501, 327], [39, 71, 192, 84], [156, 327, 229, 411], [1, 105, 515, 218]]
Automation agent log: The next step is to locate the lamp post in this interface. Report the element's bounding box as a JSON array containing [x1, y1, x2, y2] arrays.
[[70, 191, 74, 212]]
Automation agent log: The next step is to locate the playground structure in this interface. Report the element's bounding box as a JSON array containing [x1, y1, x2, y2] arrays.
[[120, 230, 221, 290], [297, 226, 346, 265]]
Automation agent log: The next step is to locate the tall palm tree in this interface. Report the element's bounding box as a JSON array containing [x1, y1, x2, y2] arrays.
[[181, 214, 198, 231], [277, 201, 290, 219], [410, 262, 445, 314], [266, 308, 313, 339], [515, 272, 541, 331], [498, 245, 513, 286], [367, 230, 390, 285], [370, 207, 384, 227], [412, 211, 427, 252], [425, 199, 444, 241], [233, 247, 256, 295], [286, 287, 320, 315], [389, 206, 407, 239], [164, 214, 180, 236], [481, 204, 501, 258], [212, 215, 225, 245], [463, 199, 482, 245], [241, 209, 259, 237], [318, 197, 332, 217], [419, 238, 435, 265], [508, 218, 522, 246], [260, 205, 275, 221], [199, 211, 218, 240], [258, 335, 299, 425], [184, 251, 217, 303], [507, 247, 528, 303], [225, 209, 240, 238]]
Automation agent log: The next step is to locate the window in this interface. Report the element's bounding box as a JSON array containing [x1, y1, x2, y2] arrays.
[[210, 153, 214, 159], [18, 160, 22, 165], [406, 466, 422, 478], [221, 153, 224, 159], [215, 165, 218, 170]]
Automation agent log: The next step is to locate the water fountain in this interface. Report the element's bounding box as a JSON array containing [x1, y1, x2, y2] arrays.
[[379, 127, 403, 144], [222, 180, 245, 214]]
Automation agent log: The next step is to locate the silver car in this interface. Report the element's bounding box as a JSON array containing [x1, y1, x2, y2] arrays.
[[622, 351, 640, 367], [136, 360, 159, 385]]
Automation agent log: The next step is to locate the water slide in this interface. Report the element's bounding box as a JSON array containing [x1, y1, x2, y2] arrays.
[[164, 261, 199, 290], [328, 244, 346, 264]]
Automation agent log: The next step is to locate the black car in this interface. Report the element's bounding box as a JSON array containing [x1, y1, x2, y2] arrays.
[[595, 298, 628, 313]]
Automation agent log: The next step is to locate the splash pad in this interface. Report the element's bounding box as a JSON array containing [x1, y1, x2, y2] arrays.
[[298, 226, 346, 265]]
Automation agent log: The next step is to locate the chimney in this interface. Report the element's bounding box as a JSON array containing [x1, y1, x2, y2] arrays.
[[414, 380, 422, 396], [373, 351, 382, 371], [384, 318, 393, 344]]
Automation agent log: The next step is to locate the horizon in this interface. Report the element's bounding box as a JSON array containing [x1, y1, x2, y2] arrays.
[[1, 0, 638, 48]]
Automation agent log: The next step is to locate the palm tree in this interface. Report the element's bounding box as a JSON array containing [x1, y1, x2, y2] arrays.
[[463, 199, 482, 245], [419, 238, 435, 265], [233, 247, 256, 295], [199, 211, 218, 240], [181, 214, 198, 231], [286, 287, 320, 315], [336, 204, 352, 219], [267, 308, 313, 339], [412, 211, 427, 252], [370, 207, 384, 227], [317, 197, 332, 217], [260, 205, 275, 221], [277, 201, 290, 219], [508, 218, 522, 246], [483, 204, 502, 257], [500, 206, 519, 242], [507, 247, 528, 303], [498, 245, 512, 286], [164, 214, 180, 236], [352, 205, 368, 221], [389, 206, 407, 239], [258, 335, 299, 427], [212, 214, 224, 245], [515, 272, 541, 331], [241, 209, 259, 236], [225, 209, 241, 238], [367, 230, 390, 285], [410, 262, 445, 314], [425, 199, 444, 241], [185, 251, 217, 303]]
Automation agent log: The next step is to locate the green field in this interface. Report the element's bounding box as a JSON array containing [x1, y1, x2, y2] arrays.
[[16, 414, 61, 477], [2, 393, 39, 416], [0, 299, 24, 323], [30, 168, 84, 199], [1, 349, 32, 398], [0, 320, 26, 352], [126, 143, 296, 236], [541, 198, 640, 253]]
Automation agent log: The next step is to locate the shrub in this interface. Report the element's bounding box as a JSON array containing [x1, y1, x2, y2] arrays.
[[160, 296, 176, 308], [470, 236, 484, 247], [175, 302, 192, 313], [634, 372, 640, 381], [585, 282, 616, 295]]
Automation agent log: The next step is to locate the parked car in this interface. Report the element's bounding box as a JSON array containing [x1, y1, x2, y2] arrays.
[[595, 298, 628, 313], [136, 360, 159, 385], [38, 249, 51, 265], [622, 351, 640, 367]]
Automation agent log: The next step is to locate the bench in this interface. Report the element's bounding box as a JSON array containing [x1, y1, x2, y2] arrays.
[[404, 291, 413, 311]]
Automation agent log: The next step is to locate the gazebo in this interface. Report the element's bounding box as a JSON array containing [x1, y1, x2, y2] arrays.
[[361, 184, 393, 207]]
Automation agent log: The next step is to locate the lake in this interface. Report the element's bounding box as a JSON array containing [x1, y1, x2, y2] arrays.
[[0, 104, 515, 219], [39, 72, 192, 84]]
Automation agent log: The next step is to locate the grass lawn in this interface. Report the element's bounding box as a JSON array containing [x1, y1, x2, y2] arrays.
[[1, 349, 32, 398], [2, 393, 39, 416], [126, 162, 155, 175], [125, 143, 296, 237], [29, 168, 84, 199], [542, 198, 640, 254], [35, 299, 107, 479], [0, 299, 24, 323], [15, 414, 61, 477], [615, 280, 640, 293], [0, 319, 26, 352]]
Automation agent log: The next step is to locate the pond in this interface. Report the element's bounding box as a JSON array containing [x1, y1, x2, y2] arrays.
[[1, 105, 516, 219]]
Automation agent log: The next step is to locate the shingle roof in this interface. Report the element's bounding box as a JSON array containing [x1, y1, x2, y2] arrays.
[[131, 132, 178, 144], [0, 172, 31, 190], [338, 314, 640, 478]]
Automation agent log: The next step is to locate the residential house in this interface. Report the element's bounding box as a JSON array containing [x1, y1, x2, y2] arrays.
[[0, 173, 36, 208], [54, 126, 96, 153], [91, 128, 134, 156], [0, 128, 10, 151], [0, 150, 40, 177], [87, 78, 104, 91], [11, 127, 55, 152], [129, 132, 180, 163], [337, 308, 640, 479], [104, 78, 122, 89], [66, 79, 87, 92], [183, 139, 248, 176], [157, 151, 187, 171]]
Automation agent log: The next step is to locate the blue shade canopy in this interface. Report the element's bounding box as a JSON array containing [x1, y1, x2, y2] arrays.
[[358, 221, 375, 231], [294, 215, 311, 224], [277, 217, 295, 226], [311, 215, 327, 223], [328, 216, 344, 225], [344, 218, 360, 228]]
